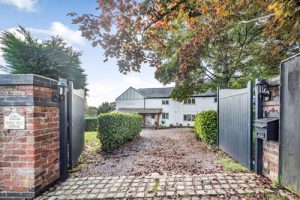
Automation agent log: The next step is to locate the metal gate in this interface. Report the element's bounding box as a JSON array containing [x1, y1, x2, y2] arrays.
[[280, 54, 300, 195], [68, 82, 85, 168], [59, 80, 85, 180], [218, 81, 253, 170]]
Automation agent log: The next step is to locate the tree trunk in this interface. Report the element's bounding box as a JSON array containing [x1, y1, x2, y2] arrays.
[[222, 54, 230, 88]]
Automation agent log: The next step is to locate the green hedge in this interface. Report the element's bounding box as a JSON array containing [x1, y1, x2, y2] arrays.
[[98, 112, 142, 151], [85, 117, 98, 131], [194, 110, 217, 145]]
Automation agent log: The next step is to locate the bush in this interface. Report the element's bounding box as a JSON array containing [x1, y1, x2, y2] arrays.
[[85, 117, 98, 131], [98, 112, 142, 151], [194, 110, 217, 145]]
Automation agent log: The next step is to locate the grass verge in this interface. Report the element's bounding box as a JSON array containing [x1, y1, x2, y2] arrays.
[[219, 156, 248, 172], [69, 132, 100, 173]]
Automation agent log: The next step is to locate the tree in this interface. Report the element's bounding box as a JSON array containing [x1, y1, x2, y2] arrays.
[[97, 102, 115, 114], [69, 0, 299, 98], [85, 106, 98, 116], [0, 26, 87, 89], [154, 22, 295, 100]]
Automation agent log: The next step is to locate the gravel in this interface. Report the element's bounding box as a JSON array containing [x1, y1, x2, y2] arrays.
[[71, 128, 224, 177]]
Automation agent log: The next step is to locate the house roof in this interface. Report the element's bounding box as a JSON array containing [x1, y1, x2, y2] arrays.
[[137, 87, 173, 98], [136, 87, 216, 98]]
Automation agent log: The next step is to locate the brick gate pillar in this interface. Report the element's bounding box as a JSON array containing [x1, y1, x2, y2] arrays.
[[0, 74, 60, 199]]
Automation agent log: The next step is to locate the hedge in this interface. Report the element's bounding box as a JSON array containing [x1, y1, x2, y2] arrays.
[[98, 112, 142, 151], [194, 110, 217, 145], [85, 117, 98, 131]]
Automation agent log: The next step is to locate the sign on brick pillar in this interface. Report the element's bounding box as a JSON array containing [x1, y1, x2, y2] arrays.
[[0, 74, 60, 199]]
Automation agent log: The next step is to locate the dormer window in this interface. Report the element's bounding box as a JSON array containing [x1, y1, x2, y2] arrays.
[[183, 98, 195, 105], [162, 100, 169, 105]]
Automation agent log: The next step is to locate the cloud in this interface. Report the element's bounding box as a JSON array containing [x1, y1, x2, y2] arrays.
[[0, 49, 9, 74], [122, 75, 174, 89], [0, 43, 6, 69], [7, 27, 26, 40], [87, 82, 125, 107], [0, 0, 38, 12], [28, 22, 86, 46]]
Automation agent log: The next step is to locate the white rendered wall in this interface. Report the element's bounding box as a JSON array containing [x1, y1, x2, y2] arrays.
[[145, 97, 217, 127], [145, 98, 177, 126], [115, 87, 217, 127]]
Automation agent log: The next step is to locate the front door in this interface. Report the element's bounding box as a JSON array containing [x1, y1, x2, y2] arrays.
[[144, 114, 155, 127]]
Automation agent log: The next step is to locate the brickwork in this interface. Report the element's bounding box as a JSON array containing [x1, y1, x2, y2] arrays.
[[263, 141, 279, 180], [0, 74, 60, 199], [261, 77, 280, 181]]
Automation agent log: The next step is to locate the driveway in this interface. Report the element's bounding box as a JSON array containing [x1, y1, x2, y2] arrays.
[[73, 128, 223, 177], [37, 128, 295, 199]]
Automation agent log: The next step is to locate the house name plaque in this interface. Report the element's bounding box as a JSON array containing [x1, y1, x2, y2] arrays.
[[4, 113, 25, 130]]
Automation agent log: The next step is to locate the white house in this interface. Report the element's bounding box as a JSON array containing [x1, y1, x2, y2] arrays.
[[115, 87, 217, 127]]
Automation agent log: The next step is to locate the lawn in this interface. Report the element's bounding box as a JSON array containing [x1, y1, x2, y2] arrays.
[[69, 132, 100, 173], [84, 131, 101, 151]]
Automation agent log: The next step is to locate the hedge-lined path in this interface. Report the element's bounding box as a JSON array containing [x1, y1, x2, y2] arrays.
[[73, 128, 223, 177], [36, 173, 275, 200]]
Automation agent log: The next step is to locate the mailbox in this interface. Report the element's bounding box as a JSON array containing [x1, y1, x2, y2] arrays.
[[254, 118, 279, 141]]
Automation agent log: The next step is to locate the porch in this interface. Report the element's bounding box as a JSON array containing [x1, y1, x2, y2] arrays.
[[117, 108, 162, 127]]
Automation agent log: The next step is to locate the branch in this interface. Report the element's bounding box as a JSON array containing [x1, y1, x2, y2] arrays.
[[240, 13, 275, 24], [199, 64, 222, 80], [240, 6, 300, 24], [0, 65, 12, 73], [143, 0, 187, 30]]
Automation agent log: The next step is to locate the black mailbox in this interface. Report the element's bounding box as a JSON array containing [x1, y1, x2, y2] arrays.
[[254, 118, 279, 141]]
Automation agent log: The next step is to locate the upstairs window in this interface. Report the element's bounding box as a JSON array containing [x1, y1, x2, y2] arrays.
[[183, 98, 195, 105], [162, 113, 169, 119], [162, 100, 169, 105], [183, 114, 195, 121]]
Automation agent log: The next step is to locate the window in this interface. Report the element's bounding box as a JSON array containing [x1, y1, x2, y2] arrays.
[[183, 114, 195, 121], [162, 100, 169, 105], [214, 97, 218, 103], [162, 113, 169, 119], [183, 98, 195, 105]]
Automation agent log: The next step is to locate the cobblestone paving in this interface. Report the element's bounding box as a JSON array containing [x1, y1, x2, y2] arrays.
[[36, 173, 273, 199]]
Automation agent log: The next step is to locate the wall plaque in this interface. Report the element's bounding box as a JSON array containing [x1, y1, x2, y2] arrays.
[[4, 113, 25, 130]]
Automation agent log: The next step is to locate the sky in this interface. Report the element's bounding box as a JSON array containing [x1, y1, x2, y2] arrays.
[[0, 0, 173, 107]]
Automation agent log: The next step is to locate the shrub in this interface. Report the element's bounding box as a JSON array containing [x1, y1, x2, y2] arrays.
[[98, 112, 142, 151], [84, 117, 98, 131], [194, 110, 217, 145]]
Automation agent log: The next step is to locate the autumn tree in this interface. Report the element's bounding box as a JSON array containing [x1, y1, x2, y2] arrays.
[[69, 0, 300, 99]]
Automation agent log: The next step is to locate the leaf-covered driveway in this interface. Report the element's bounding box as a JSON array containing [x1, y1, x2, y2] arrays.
[[73, 128, 223, 177], [38, 129, 296, 199]]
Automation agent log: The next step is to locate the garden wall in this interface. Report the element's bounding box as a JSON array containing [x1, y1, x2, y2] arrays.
[[262, 77, 280, 181], [0, 74, 60, 199]]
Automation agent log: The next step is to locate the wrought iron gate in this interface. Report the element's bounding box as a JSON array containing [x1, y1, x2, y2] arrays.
[[218, 82, 253, 170], [280, 54, 300, 195], [60, 80, 85, 180]]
